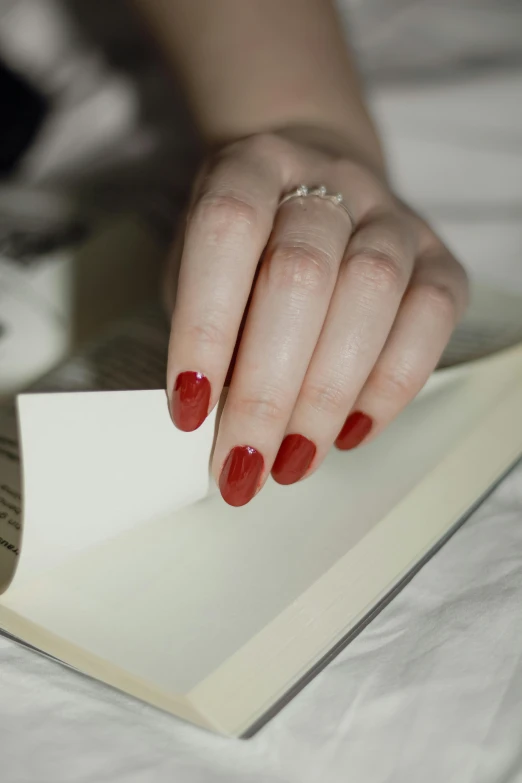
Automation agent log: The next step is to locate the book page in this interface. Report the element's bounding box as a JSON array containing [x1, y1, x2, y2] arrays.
[[440, 282, 522, 367], [3, 345, 521, 701], [11, 389, 215, 590], [0, 307, 216, 592], [0, 408, 22, 592]]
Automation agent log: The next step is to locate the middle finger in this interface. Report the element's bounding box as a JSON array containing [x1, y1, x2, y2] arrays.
[[213, 193, 353, 505]]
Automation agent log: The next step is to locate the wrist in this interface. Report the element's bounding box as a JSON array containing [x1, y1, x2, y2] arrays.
[[203, 119, 387, 184], [271, 122, 388, 182]]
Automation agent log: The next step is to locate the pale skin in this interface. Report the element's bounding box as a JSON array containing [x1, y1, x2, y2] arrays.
[[135, 0, 469, 505]]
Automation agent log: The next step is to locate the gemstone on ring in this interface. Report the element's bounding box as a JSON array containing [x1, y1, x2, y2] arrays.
[[278, 184, 354, 224]]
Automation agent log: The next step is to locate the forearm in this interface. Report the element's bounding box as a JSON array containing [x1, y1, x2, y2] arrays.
[[134, 0, 386, 175]]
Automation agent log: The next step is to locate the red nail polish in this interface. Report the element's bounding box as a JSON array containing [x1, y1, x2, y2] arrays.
[[272, 434, 316, 485], [171, 371, 211, 432], [219, 446, 264, 507], [335, 411, 373, 450]]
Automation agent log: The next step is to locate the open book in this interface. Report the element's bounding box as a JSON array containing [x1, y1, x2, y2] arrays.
[[1, 275, 522, 736]]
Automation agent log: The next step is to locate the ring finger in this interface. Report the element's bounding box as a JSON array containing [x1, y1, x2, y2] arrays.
[[271, 210, 417, 484]]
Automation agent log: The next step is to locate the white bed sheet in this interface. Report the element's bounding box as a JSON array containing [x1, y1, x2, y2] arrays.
[[1, 11, 522, 782]]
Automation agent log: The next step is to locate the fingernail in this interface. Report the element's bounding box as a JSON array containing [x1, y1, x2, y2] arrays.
[[171, 371, 211, 432], [272, 434, 316, 485], [335, 411, 373, 450], [219, 445, 264, 507]]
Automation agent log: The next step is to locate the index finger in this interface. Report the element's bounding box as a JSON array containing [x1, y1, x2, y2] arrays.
[[167, 136, 290, 431]]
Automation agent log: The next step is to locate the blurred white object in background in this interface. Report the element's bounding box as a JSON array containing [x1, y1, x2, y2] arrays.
[[0, 186, 164, 401], [0, 187, 76, 400]]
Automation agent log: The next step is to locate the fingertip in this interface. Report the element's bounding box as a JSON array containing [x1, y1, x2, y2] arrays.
[[218, 445, 265, 506], [171, 371, 211, 432], [271, 434, 317, 485], [335, 411, 373, 450]]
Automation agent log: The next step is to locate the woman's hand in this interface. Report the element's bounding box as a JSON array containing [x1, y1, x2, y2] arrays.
[[165, 131, 468, 506]]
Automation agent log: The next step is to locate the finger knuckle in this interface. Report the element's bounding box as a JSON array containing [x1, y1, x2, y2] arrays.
[[242, 132, 288, 160], [301, 378, 348, 415], [268, 241, 335, 294], [231, 390, 287, 424], [193, 191, 259, 238], [371, 362, 420, 402], [418, 224, 443, 255], [416, 280, 458, 321], [451, 261, 470, 309], [185, 319, 230, 350], [349, 249, 405, 296]]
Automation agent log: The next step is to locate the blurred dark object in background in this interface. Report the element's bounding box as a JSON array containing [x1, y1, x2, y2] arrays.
[[0, 58, 48, 176]]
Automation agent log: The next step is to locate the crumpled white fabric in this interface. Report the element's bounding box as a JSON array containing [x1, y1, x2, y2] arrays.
[[1, 2, 522, 781]]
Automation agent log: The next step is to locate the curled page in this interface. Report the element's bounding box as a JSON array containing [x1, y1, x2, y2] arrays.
[[0, 407, 22, 592], [7, 390, 216, 590], [0, 304, 217, 592]]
